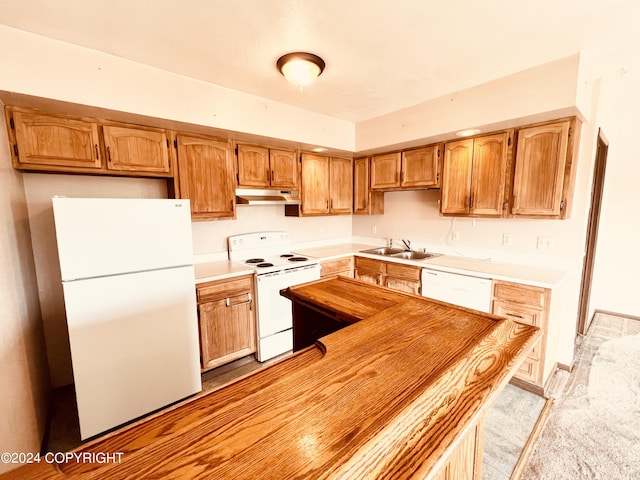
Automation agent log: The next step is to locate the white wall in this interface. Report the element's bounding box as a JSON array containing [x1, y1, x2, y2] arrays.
[[356, 55, 583, 152], [588, 50, 640, 318], [0, 107, 49, 473], [0, 25, 354, 151]]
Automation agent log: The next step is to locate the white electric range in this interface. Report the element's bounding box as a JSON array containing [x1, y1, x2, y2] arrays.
[[228, 232, 320, 361]]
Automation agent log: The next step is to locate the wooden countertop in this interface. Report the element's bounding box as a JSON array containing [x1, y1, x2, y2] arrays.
[[4, 277, 539, 480]]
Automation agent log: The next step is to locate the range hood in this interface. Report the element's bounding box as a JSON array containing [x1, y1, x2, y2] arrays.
[[235, 188, 301, 206]]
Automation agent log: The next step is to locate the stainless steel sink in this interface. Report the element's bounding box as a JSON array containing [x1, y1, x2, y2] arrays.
[[389, 251, 439, 260], [360, 247, 440, 261], [360, 247, 405, 255]]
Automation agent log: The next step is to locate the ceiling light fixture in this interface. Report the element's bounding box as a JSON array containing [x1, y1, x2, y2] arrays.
[[277, 52, 325, 88], [455, 129, 482, 137]]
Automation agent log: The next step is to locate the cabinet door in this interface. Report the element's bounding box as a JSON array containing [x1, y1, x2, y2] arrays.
[[401, 145, 439, 188], [441, 139, 473, 214], [371, 153, 401, 190], [354, 257, 385, 285], [512, 121, 570, 216], [470, 133, 508, 216], [385, 277, 421, 295], [270, 149, 298, 189], [13, 110, 101, 170], [199, 292, 255, 371], [353, 157, 370, 214], [353, 157, 384, 215], [176, 135, 236, 220], [237, 145, 269, 188], [300, 153, 330, 215], [103, 125, 171, 174], [329, 157, 353, 214]]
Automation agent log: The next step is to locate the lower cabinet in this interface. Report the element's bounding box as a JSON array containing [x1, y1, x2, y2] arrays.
[[492, 280, 550, 388], [354, 257, 421, 295], [196, 274, 256, 371], [320, 256, 354, 278]]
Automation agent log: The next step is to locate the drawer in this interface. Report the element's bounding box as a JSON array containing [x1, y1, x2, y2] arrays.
[[321, 256, 354, 277], [493, 280, 548, 308], [354, 256, 385, 273], [385, 262, 421, 281], [197, 274, 253, 303], [493, 300, 543, 327]]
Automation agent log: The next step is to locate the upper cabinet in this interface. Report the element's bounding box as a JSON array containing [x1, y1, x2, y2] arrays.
[[353, 157, 384, 215], [236, 144, 298, 189], [286, 153, 352, 216], [371, 144, 440, 191], [7, 106, 173, 177], [175, 134, 236, 221], [102, 124, 171, 174], [441, 132, 511, 217], [10, 108, 102, 171], [512, 119, 577, 218]]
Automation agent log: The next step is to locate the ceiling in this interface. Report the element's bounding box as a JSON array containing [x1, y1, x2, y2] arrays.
[[0, 0, 637, 123]]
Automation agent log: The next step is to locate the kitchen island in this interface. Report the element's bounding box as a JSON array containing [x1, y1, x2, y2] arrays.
[[2, 277, 538, 480]]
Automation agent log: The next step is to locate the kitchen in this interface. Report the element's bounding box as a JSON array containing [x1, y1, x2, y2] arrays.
[[1, 1, 640, 477]]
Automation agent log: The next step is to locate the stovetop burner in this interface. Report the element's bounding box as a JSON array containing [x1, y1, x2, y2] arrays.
[[246, 258, 265, 264], [288, 256, 308, 262], [256, 262, 274, 268], [280, 254, 294, 258]]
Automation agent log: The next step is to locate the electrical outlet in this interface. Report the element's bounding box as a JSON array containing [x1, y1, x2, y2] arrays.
[[537, 236, 553, 250], [451, 230, 460, 241], [371, 225, 377, 234], [502, 233, 513, 246]]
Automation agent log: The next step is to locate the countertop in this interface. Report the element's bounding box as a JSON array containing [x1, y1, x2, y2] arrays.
[[193, 260, 254, 284], [2, 277, 538, 480], [294, 243, 567, 288]]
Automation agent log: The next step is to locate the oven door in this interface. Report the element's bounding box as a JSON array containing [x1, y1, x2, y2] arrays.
[[256, 264, 321, 339]]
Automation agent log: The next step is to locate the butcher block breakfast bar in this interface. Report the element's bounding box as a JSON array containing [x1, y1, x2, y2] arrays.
[[3, 277, 538, 480]]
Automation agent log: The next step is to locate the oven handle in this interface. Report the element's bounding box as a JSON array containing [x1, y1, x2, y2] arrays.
[[226, 292, 252, 309]]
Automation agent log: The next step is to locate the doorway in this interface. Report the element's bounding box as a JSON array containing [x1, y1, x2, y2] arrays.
[[576, 128, 609, 335]]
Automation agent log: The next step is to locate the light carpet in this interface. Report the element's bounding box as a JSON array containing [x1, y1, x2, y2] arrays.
[[522, 313, 640, 479]]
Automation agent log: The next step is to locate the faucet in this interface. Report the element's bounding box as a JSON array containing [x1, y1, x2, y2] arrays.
[[401, 239, 412, 251]]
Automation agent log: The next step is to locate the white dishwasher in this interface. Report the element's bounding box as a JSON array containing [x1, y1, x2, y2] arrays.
[[421, 268, 492, 313]]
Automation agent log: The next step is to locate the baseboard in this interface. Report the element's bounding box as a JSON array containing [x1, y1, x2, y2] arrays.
[[556, 361, 573, 373], [509, 377, 544, 397], [510, 397, 554, 480], [594, 309, 640, 323]]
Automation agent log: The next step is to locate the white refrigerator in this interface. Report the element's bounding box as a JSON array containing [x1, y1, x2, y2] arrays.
[[52, 197, 202, 440]]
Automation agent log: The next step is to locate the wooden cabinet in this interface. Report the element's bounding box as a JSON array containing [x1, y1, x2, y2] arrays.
[[441, 132, 511, 216], [371, 144, 440, 191], [320, 256, 354, 279], [196, 275, 256, 371], [175, 134, 236, 220], [9, 108, 102, 171], [103, 124, 171, 174], [385, 262, 422, 295], [7, 107, 174, 177], [354, 257, 421, 294], [288, 153, 352, 216], [236, 144, 297, 189], [329, 157, 353, 213], [492, 280, 550, 389], [512, 119, 577, 218], [353, 157, 384, 215]]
